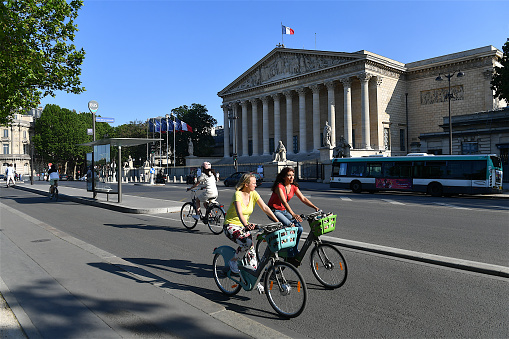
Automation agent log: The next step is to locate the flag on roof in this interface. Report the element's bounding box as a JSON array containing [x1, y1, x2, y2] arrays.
[[282, 25, 294, 35]]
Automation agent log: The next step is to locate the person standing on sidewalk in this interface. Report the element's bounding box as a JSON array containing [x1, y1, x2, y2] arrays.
[[267, 167, 320, 265], [5, 163, 15, 187]]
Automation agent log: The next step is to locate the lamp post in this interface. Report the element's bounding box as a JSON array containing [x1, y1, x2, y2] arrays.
[[228, 106, 238, 171], [435, 70, 464, 154]]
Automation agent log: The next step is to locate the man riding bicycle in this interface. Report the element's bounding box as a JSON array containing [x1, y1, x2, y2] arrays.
[[187, 162, 218, 220], [47, 164, 59, 197]]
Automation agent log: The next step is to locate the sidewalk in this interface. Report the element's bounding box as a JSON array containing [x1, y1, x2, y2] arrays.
[[0, 193, 290, 339]]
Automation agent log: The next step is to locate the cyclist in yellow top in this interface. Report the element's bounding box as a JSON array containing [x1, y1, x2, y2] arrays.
[[223, 172, 278, 274]]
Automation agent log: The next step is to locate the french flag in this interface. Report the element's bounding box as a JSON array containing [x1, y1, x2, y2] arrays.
[[282, 25, 294, 35], [182, 121, 193, 132]]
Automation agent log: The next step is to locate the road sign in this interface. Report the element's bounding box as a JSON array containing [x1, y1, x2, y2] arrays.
[[96, 117, 115, 123], [87, 128, 93, 135], [88, 100, 99, 113]]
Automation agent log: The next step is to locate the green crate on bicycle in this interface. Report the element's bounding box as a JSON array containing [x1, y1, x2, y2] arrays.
[[310, 214, 336, 236], [266, 227, 298, 253]]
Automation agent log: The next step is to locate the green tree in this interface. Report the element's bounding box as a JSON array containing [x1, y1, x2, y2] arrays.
[[492, 39, 509, 103], [33, 104, 89, 176], [114, 120, 148, 166], [0, 0, 85, 125], [171, 104, 217, 164]]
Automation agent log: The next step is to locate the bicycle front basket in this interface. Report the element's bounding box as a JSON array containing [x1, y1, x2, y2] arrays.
[[310, 214, 336, 236], [266, 226, 298, 253]]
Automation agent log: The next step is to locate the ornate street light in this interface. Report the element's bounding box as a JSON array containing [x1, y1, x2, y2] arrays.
[[227, 106, 238, 171], [435, 70, 464, 154]]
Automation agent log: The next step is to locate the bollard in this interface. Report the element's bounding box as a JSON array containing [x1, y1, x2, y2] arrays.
[[180, 176, 184, 183], [173, 176, 176, 183]]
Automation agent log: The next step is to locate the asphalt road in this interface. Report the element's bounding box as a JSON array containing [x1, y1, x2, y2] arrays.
[[1, 183, 507, 338]]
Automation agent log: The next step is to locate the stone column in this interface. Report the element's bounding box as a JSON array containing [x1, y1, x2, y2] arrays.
[[283, 90, 294, 155], [359, 72, 372, 149], [250, 98, 259, 156], [262, 95, 270, 155], [325, 81, 336, 147], [340, 77, 353, 148], [240, 100, 249, 156], [222, 104, 230, 158], [297, 87, 307, 154], [271, 93, 281, 153], [311, 84, 321, 152]]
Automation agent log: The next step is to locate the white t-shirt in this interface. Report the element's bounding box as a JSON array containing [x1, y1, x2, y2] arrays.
[[197, 173, 218, 198], [49, 172, 60, 180], [6, 167, 14, 176]]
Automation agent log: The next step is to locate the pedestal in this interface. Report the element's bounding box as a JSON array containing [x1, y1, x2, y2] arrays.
[[263, 161, 297, 182], [319, 146, 333, 163]]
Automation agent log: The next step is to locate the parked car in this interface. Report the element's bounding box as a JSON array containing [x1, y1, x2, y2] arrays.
[[223, 172, 263, 187], [0, 174, 5, 181], [59, 174, 73, 181]]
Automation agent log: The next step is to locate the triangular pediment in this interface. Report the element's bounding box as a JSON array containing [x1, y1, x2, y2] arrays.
[[219, 48, 365, 96]]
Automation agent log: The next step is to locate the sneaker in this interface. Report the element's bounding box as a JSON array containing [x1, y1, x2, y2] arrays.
[[229, 260, 239, 274], [192, 215, 200, 220], [256, 282, 265, 294]]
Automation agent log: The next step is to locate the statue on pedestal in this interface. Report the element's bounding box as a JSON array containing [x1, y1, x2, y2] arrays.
[[128, 155, 134, 169], [333, 136, 351, 158], [273, 140, 287, 162], [188, 139, 194, 156], [323, 121, 332, 147]]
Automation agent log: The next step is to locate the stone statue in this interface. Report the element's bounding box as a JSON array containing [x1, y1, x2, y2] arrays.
[[273, 140, 287, 162], [144, 160, 150, 168], [333, 136, 351, 158], [188, 139, 194, 156], [128, 155, 133, 169], [323, 121, 332, 147]]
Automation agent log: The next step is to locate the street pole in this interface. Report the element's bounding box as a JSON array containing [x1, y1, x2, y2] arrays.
[[165, 114, 169, 174], [172, 113, 176, 168], [435, 71, 464, 155]]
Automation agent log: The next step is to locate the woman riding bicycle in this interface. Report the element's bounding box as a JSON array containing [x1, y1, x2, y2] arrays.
[[187, 162, 218, 219], [223, 172, 278, 274], [268, 167, 320, 265]]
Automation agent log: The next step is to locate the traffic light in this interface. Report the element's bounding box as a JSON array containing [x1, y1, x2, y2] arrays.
[[233, 153, 238, 168], [150, 144, 155, 153]]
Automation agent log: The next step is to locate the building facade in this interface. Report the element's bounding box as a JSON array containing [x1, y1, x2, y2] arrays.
[[218, 45, 506, 161], [1, 113, 33, 177]]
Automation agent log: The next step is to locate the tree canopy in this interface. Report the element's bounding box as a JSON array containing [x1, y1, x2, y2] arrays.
[[491, 39, 509, 103], [0, 0, 85, 125]]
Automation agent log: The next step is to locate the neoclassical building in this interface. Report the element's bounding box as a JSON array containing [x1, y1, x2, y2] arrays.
[[1, 113, 34, 177], [218, 45, 506, 160]]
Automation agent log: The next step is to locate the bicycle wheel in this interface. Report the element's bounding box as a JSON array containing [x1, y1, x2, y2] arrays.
[[310, 243, 347, 289], [264, 261, 307, 318], [207, 205, 225, 235], [212, 253, 242, 295], [54, 188, 59, 201], [180, 202, 198, 229]]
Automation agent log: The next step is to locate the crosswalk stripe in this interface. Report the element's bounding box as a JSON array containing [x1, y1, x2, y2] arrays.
[[381, 199, 405, 205]]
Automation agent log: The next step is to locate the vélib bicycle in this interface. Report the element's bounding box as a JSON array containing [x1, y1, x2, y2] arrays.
[[49, 185, 59, 201], [256, 211, 348, 289], [213, 222, 308, 318], [180, 188, 226, 235]]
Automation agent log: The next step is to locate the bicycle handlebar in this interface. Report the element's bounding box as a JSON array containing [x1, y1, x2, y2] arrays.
[[251, 222, 284, 233], [300, 210, 331, 220]]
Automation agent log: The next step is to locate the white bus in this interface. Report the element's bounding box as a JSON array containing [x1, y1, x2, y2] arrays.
[[330, 154, 503, 196]]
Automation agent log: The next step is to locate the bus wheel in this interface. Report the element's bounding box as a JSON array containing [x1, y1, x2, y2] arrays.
[[351, 181, 362, 193], [427, 183, 443, 197]]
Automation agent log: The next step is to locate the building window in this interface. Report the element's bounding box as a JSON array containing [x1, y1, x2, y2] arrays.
[[248, 140, 253, 156], [269, 138, 275, 154], [23, 144, 29, 154], [462, 142, 479, 154], [352, 129, 356, 149], [320, 133, 324, 147], [293, 135, 299, 153], [3, 129, 8, 138], [23, 131, 27, 139], [400, 129, 406, 151], [3, 144, 9, 154], [384, 128, 390, 150]]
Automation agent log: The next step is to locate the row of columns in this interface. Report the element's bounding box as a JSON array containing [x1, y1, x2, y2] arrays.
[[223, 72, 381, 158]]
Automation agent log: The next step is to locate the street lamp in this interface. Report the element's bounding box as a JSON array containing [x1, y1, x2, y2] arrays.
[[435, 70, 464, 154], [227, 106, 238, 171]]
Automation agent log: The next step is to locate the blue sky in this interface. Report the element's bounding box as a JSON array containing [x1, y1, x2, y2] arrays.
[[40, 0, 509, 128]]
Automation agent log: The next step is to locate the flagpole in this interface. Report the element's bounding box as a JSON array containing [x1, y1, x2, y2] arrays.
[[146, 118, 149, 164], [165, 115, 169, 174], [172, 113, 176, 168], [281, 22, 284, 46], [159, 117, 162, 167]]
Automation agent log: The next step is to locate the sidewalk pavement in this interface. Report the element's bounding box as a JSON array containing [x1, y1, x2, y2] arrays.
[[2, 181, 508, 338]]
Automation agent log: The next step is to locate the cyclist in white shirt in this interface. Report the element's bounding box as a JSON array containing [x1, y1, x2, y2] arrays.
[[47, 164, 59, 197], [187, 162, 218, 219]]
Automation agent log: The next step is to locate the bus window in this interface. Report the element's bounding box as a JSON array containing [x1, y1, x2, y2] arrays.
[[413, 161, 424, 178], [470, 160, 487, 180], [425, 161, 446, 178], [383, 162, 397, 178], [398, 162, 412, 178], [332, 162, 347, 176], [445, 161, 470, 179], [384, 161, 412, 178], [348, 162, 366, 177], [367, 162, 382, 177]]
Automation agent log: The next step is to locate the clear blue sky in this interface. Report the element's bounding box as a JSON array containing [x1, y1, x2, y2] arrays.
[[40, 0, 509, 128]]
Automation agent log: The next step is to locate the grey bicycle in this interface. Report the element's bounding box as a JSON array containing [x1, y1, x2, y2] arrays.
[[180, 188, 225, 235]]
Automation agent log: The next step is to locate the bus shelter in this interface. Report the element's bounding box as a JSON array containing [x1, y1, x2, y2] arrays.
[[79, 138, 162, 203]]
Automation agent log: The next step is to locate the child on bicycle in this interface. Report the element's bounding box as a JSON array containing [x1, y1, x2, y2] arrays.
[[47, 164, 60, 197], [223, 172, 279, 274], [187, 162, 218, 220], [267, 167, 320, 265]]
